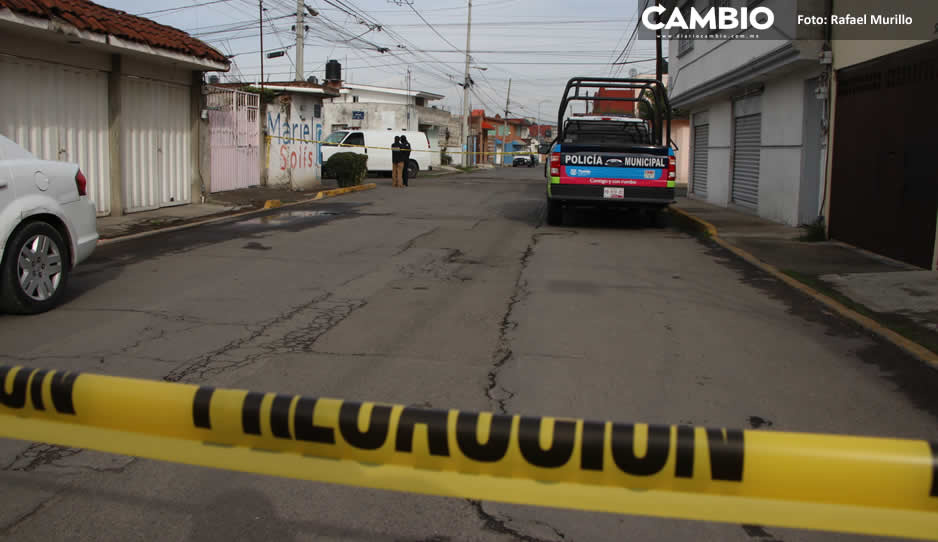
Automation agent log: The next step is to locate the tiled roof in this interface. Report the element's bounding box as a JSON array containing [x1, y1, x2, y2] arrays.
[[0, 0, 228, 65]]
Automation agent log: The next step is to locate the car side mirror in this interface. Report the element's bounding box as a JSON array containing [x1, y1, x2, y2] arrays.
[[537, 143, 551, 154]]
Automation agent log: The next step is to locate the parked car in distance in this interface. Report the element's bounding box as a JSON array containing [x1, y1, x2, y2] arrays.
[[321, 129, 432, 179], [512, 155, 536, 167], [0, 134, 98, 314]]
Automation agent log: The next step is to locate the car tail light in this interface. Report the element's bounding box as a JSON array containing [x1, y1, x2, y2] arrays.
[[668, 158, 676, 181], [550, 152, 560, 176], [75, 169, 88, 196]]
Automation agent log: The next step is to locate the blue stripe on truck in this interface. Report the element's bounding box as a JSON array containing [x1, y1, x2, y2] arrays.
[[564, 166, 662, 178]]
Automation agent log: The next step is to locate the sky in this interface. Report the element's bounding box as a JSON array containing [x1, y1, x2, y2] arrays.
[[96, 0, 658, 125]]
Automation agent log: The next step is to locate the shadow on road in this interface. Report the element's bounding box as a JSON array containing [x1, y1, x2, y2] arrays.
[[552, 205, 672, 230]]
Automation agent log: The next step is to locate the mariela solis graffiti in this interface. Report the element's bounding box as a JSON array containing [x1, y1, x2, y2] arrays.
[[267, 110, 323, 171]]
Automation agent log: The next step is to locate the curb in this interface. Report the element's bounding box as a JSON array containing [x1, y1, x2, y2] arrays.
[[98, 183, 378, 245], [312, 183, 377, 200], [669, 207, 938, 369]]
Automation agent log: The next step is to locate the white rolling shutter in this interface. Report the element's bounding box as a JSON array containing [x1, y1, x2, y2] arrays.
[[0, 56, 110, 215], [121, 77, 191, 212], [692, 124, 709, 197], [731, 114, 761, 208]]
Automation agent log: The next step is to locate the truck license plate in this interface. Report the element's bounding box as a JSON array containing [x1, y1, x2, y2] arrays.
[[603, 187, 624, 199]]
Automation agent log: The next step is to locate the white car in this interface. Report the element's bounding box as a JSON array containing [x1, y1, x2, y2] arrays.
[[0, 134, 98, 314]]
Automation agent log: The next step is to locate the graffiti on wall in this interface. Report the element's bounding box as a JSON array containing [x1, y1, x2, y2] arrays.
[[267, 111, 323, 171]]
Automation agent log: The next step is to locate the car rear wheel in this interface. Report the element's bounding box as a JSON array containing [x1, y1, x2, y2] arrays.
[[0, 221, 70, 314], [546, 198, 562, 226], [406, 160, 419, 179]]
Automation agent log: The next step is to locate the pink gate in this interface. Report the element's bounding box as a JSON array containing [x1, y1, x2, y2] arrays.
[[208, 87, 259, 192]]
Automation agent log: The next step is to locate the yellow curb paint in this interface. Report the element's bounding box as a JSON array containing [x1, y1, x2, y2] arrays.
[[263, 200, 283, 209], [313, 183, 377, 201], [670, 206, 938, 369]]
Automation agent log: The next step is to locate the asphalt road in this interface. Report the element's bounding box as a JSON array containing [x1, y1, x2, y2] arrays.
[[2, 167, 937, 542]]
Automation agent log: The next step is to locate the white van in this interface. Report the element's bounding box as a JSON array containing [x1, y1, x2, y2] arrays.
[[320, 129, 432, 178]]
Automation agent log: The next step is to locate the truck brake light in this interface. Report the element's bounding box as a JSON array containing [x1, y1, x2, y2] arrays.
[[668, 158, 676, 181], [550, 152, 560, 176]]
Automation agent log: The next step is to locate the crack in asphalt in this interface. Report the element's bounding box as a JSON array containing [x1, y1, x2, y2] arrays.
[[395, 227, 440, 256], [0, 494, 60, 535], [2, 444, 138, 475], [60, 307, 224, 325], [486, 232, 553, 414], [163, 292, 364, 383], [468, 500, 567, 542], [2, 444, 83, 472]]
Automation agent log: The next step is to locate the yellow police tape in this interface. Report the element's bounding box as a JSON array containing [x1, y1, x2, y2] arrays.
[[266, 134, 536, 156], [1, 365, 936, 539]]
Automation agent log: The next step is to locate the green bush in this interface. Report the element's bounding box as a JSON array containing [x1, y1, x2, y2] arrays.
[[325, 152, 368, 187]]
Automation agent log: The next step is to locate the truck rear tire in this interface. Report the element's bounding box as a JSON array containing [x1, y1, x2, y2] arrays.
[[546, 198, 562, 226]]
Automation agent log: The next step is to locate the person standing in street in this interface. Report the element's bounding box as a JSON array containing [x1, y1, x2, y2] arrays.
[[391, 136, 403, 188], [400, 135, 412, 187]]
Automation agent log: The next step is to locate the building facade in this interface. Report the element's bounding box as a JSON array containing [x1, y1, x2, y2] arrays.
[[668, 0, 828, 226], [321, 74, 457, 168], [255, 83, 339, 190], [0, 0, 228, 216]]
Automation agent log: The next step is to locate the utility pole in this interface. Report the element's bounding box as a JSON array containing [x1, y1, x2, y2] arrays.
[[461, 0, 472, 167], [655, 0, 663, 83], [295, 0, 304, 81], [406, 66, 413, 130], [503, 78, 511, 165], [259, 0, 264, 89]]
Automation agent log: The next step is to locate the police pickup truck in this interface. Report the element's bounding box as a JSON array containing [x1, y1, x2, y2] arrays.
[[545, 77, 676, 225]]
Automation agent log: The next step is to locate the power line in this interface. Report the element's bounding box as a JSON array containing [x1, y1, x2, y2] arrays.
[[135, 0, 232, 16], [405, 2, 463, 53], [389, 18, 636, 27]]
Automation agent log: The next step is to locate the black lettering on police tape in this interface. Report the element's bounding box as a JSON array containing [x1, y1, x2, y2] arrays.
[[929, 441, 938, 498], [339, 401, 391, 450], [706, 428, 744, 482], [0, 366, 78, 415], [611, 424, 670, 476], [192, 387, 215, 429], [29, 369, 49, 411], [293, 397, 335, 444], [455, 412, 511, 462], [270, 394, 293, 439], [675, 425, 695, 478], [49, 371, 78, 415], [395, 407, 450, 456], [580, 421, 605, 470], [242, 392, 264, 435], [518, 416, 576, 468], [0, 365, 28, 409]]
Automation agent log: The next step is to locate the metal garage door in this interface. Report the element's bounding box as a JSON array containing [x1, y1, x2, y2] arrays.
[[0, 56, 110, 215], [692, 124, 709, 197], [731, 114, 761, 208], [121, 77, 191, 213], [830, 40, 938, 268]]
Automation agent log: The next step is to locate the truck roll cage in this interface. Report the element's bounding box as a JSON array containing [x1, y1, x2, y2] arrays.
[[557, 77, 672, 147]]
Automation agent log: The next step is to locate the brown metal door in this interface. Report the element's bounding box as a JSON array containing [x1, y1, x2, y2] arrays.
[[829, 40, 938, 269]]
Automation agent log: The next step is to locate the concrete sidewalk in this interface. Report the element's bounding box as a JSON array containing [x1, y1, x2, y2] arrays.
[[673, 197, 938, 359]]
